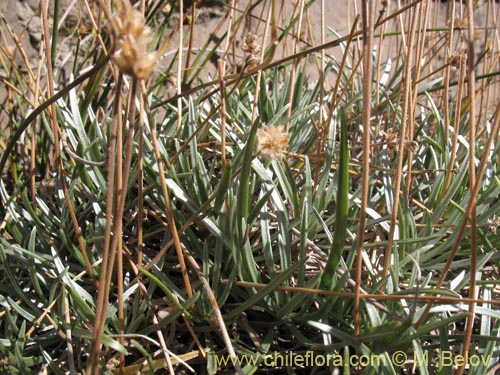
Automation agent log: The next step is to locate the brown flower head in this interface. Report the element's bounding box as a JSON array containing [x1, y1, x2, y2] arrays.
[[380, 128, 398, 157], [241, 33, 261, 70], [241, 33, 261, 55], [447, 49, 466, 68], [255, 125, 289, 160], [112, 0, 157, 80], [483, 215, 500, 235]]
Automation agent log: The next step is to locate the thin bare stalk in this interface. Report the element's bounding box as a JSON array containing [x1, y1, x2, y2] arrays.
[[405, 1, 429, 199], [355, 0, 375, 336], [251, 0, 275, 124], [286, 0, 305, 133], [374, 2, 388, 135], [86, 72, 123, 374], [63, 289, 77, 375], [30, 43, 45, 214], [225, 279, 500, 306], [319, 0, 325, 145], [445, 51, 466, 191], [457, 1, 478, 374], [442, 0, 456, 146], [183, 0, 196, 85], [115, 87, 125, 375], [140, 81, 193, 299], [382, 3, 418, 279], [176, 0, 184, 131], [218, 60, 227, 170], [116, 78, 139, 374], [326, 17, 360, 125], [221, 0, 236, 66], [137, 92, 144, 267]]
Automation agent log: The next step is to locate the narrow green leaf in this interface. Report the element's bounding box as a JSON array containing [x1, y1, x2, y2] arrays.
[[321, 108, 350, 291], [213, 161, 232, 214], [224, 258, 306, 320], [130, 339, 155, 375], [138, 267, 192, 318], [71, 327, 129, 354], [237, 120, 259, 241]]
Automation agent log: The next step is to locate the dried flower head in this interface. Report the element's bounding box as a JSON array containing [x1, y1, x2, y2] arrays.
[[112, 0, 157, 80], [255, 125, 289, 160], [448, 49, 466, 68], [452, 17, 467, 30], [380, 128, 398, 157], [241, 33, 261, 55], [241, 33, 261, 70], [404, 139, 419, 153], [483, 215, 500, 235]]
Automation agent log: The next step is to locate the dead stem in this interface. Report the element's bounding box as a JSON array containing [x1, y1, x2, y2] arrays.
[[382, 1, 418, 281], [140, 80, 194, 298], [405, 1, 430, 199], [224, 279, 500, 307], [137, 92, 145, 267], [176, 0, 184, 131], [250, 0, 275, 124], [63, 289, 77, 375], [86, 73, 123, 375], [354, 0, 375, 337], [286, 0, 305, 133], [29, 42, 45, 214], [458, 1, 478, 374], [217, 60, 227, 170]]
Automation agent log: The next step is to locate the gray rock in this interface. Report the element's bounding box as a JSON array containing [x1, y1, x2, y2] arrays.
[[17, 1, 42, 45]]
